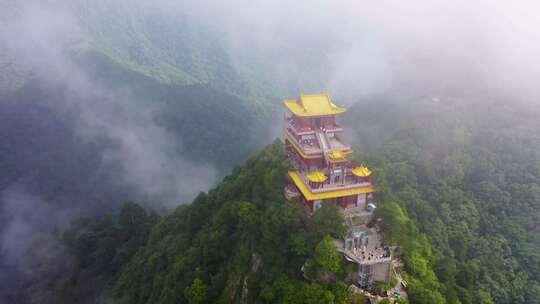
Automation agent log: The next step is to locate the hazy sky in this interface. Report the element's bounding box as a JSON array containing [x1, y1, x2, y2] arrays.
[[170, 0, 540, 102], [6, 0, 540, 101]]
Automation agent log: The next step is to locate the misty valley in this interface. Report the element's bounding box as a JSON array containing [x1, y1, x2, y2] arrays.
[[1, 1, 540, 304]]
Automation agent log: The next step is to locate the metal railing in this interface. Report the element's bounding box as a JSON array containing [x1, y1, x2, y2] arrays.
[[296, 171, 371, 193]]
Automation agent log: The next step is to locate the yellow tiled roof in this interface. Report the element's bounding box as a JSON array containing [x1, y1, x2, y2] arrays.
[[289, 171, 375, 201], [352, 166, 372, 177], [328, 151, 344, 159], [327, 151, 349, 162], [306, 171, 327, 183], [284, 94, 346, 117]]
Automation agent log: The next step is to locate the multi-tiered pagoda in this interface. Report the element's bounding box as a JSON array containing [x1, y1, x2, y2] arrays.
[[284, 94, 375, 212]]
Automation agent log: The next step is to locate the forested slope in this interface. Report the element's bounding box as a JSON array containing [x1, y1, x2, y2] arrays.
[[110, 141, 354, 304], [38, 141, 348, 303], [40, 141, 451, 304], [0, 48, 271, 302], [353, 97, 540, 304], [71, 0, 281, 113], [0, 51, 266, 202], [1, 2, 284, 300]]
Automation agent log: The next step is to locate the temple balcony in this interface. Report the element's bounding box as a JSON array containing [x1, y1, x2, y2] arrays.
[[284, 116, 344, 135], [326, 134, 351, 152], [284, 129, 323, 156], [320, 123, 344, 133], [284, 117, 315, 135], [288, 124, 315, 136], [295, 170, 372, 193]]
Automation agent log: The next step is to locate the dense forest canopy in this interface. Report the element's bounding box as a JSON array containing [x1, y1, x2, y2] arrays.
[[14, 95, 540, 304], [23, 141, 437, 304], [350, 97, 540, 304], [0, 35, 272, 303]]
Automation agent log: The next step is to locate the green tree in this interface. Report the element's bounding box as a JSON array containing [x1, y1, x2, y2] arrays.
[[525, 281, 540, 304], [185, 278, 206, 304], [333, 282, 348, 304], [310, 203, 346, 239], [395, 298, 410, 304], [237, 201, 258, 228], [303, 283, 335, 304], [314, 235, 342, 273], [345, 293, 369, 304]]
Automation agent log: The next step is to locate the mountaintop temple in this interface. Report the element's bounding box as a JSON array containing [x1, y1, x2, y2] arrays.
[[283, 94, 376, 213]]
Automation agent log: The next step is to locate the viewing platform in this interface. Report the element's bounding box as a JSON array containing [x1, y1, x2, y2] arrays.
[[284, 127, 352, 158], [284, 129, 322, 156], [288, 170, 374, 201]]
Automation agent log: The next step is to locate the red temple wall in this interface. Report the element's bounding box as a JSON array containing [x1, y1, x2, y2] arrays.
[[294, 116, 311, 130], [342, 195, 358, 208], [322, 116, 336, 128], [292, 115, 338, 131], [303, 157, 324, 168], [304, 195, 359, 212]]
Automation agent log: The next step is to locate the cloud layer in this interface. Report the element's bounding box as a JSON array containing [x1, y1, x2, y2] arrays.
[[168, 0, 540, 102], [1, 2, 216, 301]]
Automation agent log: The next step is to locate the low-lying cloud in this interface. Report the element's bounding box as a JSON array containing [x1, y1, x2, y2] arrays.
[[161, 0, 540, 102], [1, 1, 217, 204], [1, 2, 216, 301]]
